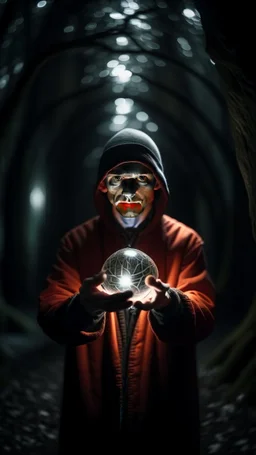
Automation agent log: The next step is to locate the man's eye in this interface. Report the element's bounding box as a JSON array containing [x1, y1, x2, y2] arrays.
[[137, 175, 149, 184], [109, 176, 121, 185]]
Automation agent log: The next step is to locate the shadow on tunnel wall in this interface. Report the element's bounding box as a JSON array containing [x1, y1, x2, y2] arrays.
[[0, 0, 256, 343]]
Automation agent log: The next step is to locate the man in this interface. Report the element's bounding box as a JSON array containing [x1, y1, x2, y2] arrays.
[[38, 128, 215, 452]]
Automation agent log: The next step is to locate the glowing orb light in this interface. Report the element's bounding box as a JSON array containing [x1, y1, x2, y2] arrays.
[[101, 247, 158, 300]]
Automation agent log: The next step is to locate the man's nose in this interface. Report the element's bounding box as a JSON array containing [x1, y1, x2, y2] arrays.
[[121, 178, 137, 194]]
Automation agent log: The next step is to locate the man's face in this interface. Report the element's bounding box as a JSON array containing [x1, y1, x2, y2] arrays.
[[104, 162, 159, 218]]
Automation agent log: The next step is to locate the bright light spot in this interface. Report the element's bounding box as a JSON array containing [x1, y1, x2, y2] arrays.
[[177, 37, 191, 51], [113, 115, 127, 125], [140, 22, 151, 30], [124, 249, 137, 257], [119, 275, 132, 287], [110, 12, 125, 19], [124, 8, 134, 15], [119, 54, 130, 62], [111, 64, 126, 76], [64, 25, 74, 33], [115, 98, 134, 114], [13, 62, 24, 74], [125, 1, 139, 8], [116, 36, 128, 46], [29, 187, 45, 210], [130, 18, 141, 26], [210, 59, 215, 65], [107, 59, 119, 68], [182, 8, 195, 18], [118, 70, 132, 83], [0, 74, 9, 89], [136, 111, 148, 122], [37, 0, 47, 7], [146, 122, 158, 132], [111, 65, 132, 83]]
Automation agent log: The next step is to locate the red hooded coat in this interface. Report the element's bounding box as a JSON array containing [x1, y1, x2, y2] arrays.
[[38, 129, 215, 452]]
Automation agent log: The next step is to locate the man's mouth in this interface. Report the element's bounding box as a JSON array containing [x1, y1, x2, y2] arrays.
[[115, 201, 142, 212]]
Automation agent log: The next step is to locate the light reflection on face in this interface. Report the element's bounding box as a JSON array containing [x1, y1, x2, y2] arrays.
[[104, 162, 159, 222]]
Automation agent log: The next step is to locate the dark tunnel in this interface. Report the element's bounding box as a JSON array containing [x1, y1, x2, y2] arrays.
[[0, 1, 255, 454]]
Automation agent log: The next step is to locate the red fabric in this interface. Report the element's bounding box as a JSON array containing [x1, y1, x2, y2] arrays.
[[38, 213, 215, 451]]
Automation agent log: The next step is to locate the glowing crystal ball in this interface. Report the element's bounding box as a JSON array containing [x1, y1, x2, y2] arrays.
[[101, 247, 159, 300]]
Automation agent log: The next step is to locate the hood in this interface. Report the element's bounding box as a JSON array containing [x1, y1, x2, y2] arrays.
[[94, 128, 169, 233]]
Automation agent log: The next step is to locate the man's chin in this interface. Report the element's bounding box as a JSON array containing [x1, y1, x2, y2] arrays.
[[120, 212, 139, 218], [117, 208, 142, 217]]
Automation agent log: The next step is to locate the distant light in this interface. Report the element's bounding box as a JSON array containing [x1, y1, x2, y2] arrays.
[[115, 98, 134, 114], [177, 37, 191, 51], [126, 1, 139, 9], [113, 115, 127, 125], [182, 8, 195, 18], [119, 275, 132, 287], [81, 75, 93, 84], [130, 18, 141, 27], [37, 1, 47, 7], [136, 55, 148, 63], [131, 75, 141, 83], [13, 62, 24, 74], [154, 59, 166, 67], [99, 70, 109, 78], [140, 22, 151, 30], [124, 8, 134, 15], [146, 122, 158, 132], [210, 59, 215, 65], [111, 65, 132, 83], [111, 64, 126, 76], [107, 60, 119, 68], [0, 74, 9, 89], [119, 54, 130, 62], [84, 23, 97, 31], [30, 187, 45, 210], [136, 111, 148, 122], [64, 25, 75, 33], [116, 36, 128, 46], [118, 70, 132, 83], [112, 85, 124, 94], [110, 12, 125, 19]]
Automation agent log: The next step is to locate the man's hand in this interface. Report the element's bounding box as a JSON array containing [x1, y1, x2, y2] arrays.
[[134, 275, 171, 311], [79, 271, 133, 315]]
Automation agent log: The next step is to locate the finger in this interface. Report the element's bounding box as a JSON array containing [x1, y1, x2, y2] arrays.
[[133, 301, 153, 310], [104, 300, 134, 312], [83, 271, 107, 290], [145, 275, 168, 292]]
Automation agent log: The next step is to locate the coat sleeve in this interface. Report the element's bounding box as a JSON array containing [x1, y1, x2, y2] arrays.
[[37, 233, 106, 346], [149, 240, 215, 345]]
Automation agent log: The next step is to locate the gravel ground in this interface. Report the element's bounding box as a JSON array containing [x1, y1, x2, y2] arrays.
[[0, 342, 255, 455]]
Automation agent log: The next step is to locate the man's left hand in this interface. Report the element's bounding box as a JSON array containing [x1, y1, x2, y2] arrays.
[[133, 275, 171, 311]]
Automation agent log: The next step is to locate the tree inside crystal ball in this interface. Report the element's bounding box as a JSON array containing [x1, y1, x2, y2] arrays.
[[101, 247, 159, 300]]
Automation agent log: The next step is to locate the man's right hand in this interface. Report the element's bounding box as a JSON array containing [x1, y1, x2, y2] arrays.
[[79, 271, 133, 316]]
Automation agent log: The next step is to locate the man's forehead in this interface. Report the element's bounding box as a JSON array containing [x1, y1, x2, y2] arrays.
[[108, 162, 152, 175]]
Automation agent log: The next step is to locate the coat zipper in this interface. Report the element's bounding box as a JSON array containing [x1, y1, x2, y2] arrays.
[[119, 229, 139, 429]]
